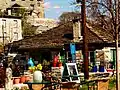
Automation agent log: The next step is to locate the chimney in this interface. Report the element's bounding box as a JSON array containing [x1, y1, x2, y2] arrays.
[[73, 20, 82, 42]]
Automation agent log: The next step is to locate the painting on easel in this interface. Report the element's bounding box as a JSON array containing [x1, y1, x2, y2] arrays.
[[62, 63, 80, 83]]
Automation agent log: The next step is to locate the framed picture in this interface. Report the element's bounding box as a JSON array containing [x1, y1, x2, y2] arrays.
[[66, 63, 80, 83]]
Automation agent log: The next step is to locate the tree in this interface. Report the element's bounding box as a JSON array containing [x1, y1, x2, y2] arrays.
[[75, 0, 120, 89], [74, 0, 120, 40], [59, 12, 81, 24]]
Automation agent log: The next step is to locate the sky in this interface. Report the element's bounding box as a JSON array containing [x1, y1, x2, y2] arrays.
[[44, 0, 76, 20]]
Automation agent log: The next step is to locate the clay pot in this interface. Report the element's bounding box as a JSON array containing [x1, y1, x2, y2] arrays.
[[53, 63, 57, 67], [20, 76, 26, 83], [25, 76, 30, 82], [58, 62, 62, 67], [14, 77, 20, 84]]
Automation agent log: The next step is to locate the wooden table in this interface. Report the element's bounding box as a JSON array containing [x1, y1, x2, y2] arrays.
[[63, 73, 110, 90]]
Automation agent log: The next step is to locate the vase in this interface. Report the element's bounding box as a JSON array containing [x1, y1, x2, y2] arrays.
[[33, 71, 42, 83]]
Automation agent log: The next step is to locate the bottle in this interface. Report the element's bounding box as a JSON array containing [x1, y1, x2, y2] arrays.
[[28, 58, 34, 67]]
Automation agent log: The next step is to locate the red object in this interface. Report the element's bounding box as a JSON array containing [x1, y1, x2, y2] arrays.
[[53, 55, 59, 63], [20, 76, 26, 83], [58, 63, 62, 67], [106, 69, 114, 72], [53, 55, 59, 67], [53, 63, 57, 67]]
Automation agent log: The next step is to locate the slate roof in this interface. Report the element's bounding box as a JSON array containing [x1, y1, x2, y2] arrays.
[[12, 21, 112, 49]]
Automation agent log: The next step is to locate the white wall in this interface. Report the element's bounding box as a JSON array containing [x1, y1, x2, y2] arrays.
[[0, 18, 22, 44]]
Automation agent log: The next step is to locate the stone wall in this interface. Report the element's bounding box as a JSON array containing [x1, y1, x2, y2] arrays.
[[0, 0, 44, 18]]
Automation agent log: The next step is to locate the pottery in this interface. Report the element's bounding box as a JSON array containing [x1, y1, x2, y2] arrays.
[[25, 76, 30, 82], [14, 77, 20, 84], [53, 63, 57, 67], [58, 62, 62, 67], [20, 76, 26, 83], [33, 71, 42, 83]]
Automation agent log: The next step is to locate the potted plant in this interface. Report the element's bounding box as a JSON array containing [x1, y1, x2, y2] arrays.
[[28, 64, 42, 83]]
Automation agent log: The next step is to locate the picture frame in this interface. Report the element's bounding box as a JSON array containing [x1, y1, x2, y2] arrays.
[[66, 63, 80, 83]]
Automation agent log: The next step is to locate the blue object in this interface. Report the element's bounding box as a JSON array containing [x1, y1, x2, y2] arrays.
[[92, 66, 97, 72], [72, 54, 76, 63], [99, 66, 104, 72], [70, 43, 76, 54], [28, 58, 34, 67]]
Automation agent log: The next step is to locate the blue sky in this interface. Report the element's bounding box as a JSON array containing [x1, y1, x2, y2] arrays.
[[44, 0, 76, 20]]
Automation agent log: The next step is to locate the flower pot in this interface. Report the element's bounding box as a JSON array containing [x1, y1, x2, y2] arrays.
[[53, 63, 57, 67], [20, 76, 26, 83], [14, 77, 20, 84], [25, 76, 30, 82], [33, 71, 42, 83], [58, 63, 62, 67]]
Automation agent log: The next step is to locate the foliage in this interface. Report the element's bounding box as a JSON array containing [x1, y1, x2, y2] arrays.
[[13, 86, 29, 90], [28, 64, 42, 73], [15, 8, 36, 37], [22, 21, 37, 37], [12, 65, 21, 77], [74, 0, 120, 40], [59, 12, 80, 24], [109, 76, 116, 89]]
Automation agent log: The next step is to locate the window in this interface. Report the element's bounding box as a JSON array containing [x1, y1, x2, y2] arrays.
[[30, 4, 34, 10], [14, 32, 18, 41], [37, 2, 41, 7], [4, 32, 7, 38], [13, 20, 18, 28]]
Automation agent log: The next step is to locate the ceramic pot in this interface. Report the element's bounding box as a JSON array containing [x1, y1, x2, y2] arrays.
[[14, 78, 20, 84], [33, 71, 42, 82], [20, 76, 26, 83], [58, 62, 62, 67], [25, 76, 30, 82], [53, 63, 57, 67]]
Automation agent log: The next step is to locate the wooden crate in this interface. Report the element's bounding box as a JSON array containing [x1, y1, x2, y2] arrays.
[[97, 79, 109, 90], [32, 84, 44, 90]]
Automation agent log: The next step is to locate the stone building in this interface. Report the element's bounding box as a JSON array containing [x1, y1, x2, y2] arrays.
[[0, 16, 23, 45], [0, 0, 44, 18]]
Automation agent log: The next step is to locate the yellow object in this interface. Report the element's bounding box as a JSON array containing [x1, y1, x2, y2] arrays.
[[29, 64, 42, 73]]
